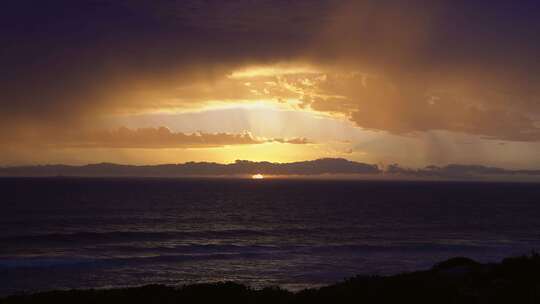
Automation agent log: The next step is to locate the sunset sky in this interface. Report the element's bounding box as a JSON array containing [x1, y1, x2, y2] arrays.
[[2, 1, 540, 169]]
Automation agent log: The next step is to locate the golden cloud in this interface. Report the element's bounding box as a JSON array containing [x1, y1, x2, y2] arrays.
[[16, 127, 311, 149]]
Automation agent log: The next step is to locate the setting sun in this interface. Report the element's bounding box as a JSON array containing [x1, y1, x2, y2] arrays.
[[251, 174, 264, 179]]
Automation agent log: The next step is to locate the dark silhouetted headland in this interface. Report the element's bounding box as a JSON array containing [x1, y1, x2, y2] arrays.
[[2, 254, 540, 304]]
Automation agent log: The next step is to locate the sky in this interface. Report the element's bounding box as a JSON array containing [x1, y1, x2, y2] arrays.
[[2, 0, 540, 169]]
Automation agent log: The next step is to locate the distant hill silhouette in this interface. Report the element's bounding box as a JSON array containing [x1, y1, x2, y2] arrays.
[[387, 163, 540, 179], [0, 158, 379, 177], [1, 159, 540, 180]]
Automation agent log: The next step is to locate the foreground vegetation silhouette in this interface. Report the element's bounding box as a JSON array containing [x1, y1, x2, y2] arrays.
[[3, 254, 540, 304]]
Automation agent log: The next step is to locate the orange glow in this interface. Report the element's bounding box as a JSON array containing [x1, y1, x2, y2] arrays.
[[228, 65, 321, 79], [251, 174, 264, 179]]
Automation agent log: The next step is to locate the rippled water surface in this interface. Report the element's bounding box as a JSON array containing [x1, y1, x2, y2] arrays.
[[1, 178, 540, 295]]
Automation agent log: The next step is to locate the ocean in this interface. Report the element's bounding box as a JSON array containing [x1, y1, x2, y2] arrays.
[[1, 177, 539, 296]]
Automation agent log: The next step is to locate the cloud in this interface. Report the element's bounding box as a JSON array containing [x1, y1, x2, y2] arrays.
[[300, 73, 540, 141], [271, 138, 311, 145], [0, 1, 326, 124], [1, 0, 540, 149], [10, 127, 311, 149], [195, 68, 540, 141], [66, 127, 264, 148]]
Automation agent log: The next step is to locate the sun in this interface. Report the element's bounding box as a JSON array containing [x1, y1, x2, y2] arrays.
[[251, 174, 264, 179]]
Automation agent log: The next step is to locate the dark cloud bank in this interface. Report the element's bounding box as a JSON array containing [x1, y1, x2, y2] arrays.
[[1, 159, 540, 181], [2, 0, 540, 143]]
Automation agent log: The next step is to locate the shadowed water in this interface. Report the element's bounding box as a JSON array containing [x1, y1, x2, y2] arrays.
[[1, 178, 540, 295]]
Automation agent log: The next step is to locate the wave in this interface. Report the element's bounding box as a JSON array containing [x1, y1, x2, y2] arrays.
[[1, 227, 522, 249], [0, 251, 268, 270], [0, 257, 96, 269], [0, 242, 521, 270], [105, 242, 507, 255], [0, 229, 271, 244]]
